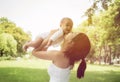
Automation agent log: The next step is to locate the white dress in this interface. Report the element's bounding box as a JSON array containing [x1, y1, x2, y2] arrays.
[[48, 63, 71, 82]]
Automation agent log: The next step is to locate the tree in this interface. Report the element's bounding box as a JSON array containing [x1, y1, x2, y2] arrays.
[[0, 17, 31, 57], [74, 0, 120, 64], [0, 33, 17, 57], [12, 27, 31, 55], [90, 0, 120, 64], [84, 0, 112, 26]]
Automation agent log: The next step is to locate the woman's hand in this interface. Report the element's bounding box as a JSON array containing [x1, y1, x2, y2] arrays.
[[42, 46, 48, 51]]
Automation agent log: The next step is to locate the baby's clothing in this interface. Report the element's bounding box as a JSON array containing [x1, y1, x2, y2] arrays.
[[38, 27, 64, 47], [48, 63, 71, 82], [50, 27, 64, 46]]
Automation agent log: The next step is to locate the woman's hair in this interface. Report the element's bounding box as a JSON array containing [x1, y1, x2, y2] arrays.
[[63, 32, 91, 79]]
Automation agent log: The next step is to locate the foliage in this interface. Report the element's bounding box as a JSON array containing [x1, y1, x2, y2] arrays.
[[0, 33, 17, 57], [0, 17, 31, 57], [74, 0, 120, 64], [84, 0, 112, 25]]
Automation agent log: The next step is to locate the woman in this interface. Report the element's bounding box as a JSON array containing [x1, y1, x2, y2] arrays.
[[32, 32, 91, 82]]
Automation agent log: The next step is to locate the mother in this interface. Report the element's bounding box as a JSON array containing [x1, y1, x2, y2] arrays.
[[32, 32, 91, 82]]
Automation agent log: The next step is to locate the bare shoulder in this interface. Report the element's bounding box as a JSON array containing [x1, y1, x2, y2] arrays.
[[45, 50, 62, 60], [47, 50, 62, 57], [52, 51, 70, 68], [47, 50, 64, 60]]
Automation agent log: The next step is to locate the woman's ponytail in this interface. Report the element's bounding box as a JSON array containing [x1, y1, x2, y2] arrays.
[[77, 59, 86, 79]]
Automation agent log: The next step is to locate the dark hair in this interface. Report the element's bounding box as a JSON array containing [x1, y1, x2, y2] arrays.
[[64, 32, 91, 79], [77, 59, 86, 78]]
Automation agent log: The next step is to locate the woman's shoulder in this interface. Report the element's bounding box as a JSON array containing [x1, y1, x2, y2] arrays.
[[53, 53, 70, 69], [48, 50, 63, 58], [47, 50, 62, 57]]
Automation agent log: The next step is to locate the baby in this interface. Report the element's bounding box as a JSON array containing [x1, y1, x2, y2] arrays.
[[23, 17, 73, 51]]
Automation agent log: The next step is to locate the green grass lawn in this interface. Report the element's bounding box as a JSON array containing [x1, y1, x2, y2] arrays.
[[0, 59, 120, 82]]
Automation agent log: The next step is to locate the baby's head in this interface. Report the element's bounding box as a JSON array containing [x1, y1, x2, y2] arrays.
[[60, 17, 73, 34]]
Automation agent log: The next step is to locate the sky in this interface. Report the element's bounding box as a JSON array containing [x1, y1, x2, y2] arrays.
[[0, 0, 93, 39]]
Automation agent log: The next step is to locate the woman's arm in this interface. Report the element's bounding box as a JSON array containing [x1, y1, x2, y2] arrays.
[[32, 49, 59, 60]]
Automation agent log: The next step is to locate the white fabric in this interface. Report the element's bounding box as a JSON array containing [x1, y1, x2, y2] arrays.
[[50, 28, 64, 41], [50, 28, 64, 46], [38, 31, 50, 39], [38, 28, 64, 47], [48, 63, 71, 82], [48, 46, 61, 50]]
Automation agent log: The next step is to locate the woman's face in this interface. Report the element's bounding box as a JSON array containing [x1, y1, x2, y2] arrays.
[[64, 32, 79, 41], [61, 32, 77, 51]]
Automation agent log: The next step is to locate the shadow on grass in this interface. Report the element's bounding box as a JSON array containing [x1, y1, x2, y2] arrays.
[[70, 70, 120, 82], [0, 67, 49, 82]]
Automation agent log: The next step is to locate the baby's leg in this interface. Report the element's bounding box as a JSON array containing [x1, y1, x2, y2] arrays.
[[35, 38, 49, 51], [33, 36, 44, 49], [23, 36, 43, 51]]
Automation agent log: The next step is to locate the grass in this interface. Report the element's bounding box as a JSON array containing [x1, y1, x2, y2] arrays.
[[0, 59, 120, 82]]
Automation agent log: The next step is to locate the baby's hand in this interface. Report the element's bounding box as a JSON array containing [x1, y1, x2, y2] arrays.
[[23, 44, 28, 51]]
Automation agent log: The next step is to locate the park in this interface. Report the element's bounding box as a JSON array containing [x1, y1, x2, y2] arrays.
[[0, 0, 120, 82]]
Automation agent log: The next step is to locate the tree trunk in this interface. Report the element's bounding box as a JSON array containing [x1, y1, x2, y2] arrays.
[[0, 50, 3, 57], [108, 45, 113, 65], [98, 47, 102, 65]]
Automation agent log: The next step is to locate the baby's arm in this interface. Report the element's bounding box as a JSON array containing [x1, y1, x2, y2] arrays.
[[45, 28, 63, 48]]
